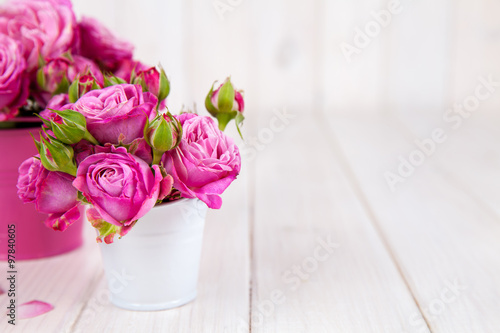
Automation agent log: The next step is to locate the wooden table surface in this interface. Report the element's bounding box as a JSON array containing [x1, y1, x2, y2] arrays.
[[1, 110, 499, 333]]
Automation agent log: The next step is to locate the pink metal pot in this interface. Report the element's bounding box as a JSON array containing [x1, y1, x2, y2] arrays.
[[0, 126, 84, 260]]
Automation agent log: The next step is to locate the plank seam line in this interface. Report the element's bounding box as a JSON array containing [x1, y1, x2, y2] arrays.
[[67, 270, 105, 332], [247, 148, 258, 332], [315, 111, 433, 333]]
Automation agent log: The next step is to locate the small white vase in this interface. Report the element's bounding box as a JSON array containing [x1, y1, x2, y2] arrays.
[[98, 198, 208, 311]]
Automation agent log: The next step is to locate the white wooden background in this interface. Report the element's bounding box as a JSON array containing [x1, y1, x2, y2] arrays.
[[1, 0, 500, 332]]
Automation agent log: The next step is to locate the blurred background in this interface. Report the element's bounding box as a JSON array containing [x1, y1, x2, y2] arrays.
[[72, 0, 500, 117]]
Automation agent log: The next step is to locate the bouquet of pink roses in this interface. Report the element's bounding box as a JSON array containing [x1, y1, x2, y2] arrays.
[[7, 0, 245, 244]]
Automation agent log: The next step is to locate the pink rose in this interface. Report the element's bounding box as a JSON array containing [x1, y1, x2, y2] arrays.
[[0, 0, 77, 71], [78, 16, 133, 71], [0, 33, 29, 121], [17, 156, 81, 231], [113, 59, 148, 82], [73, 146, 162, 227], [71, 84, 157, 144], [162, 114, 241, 209]]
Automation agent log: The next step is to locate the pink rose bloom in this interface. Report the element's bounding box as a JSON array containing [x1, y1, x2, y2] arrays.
[[162, 114, 241, 209], [0, 33, 29, 121], [17, 156, 81, 231], [71, 84, 157, 144], [113, 59, 148, 82], [73, 146, 162, 227], [0, 0, 77, 71], [78, 16, 133, 71]]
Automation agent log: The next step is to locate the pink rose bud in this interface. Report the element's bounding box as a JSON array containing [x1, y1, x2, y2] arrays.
[[205, 77, 245, 134], [144, 112, 182, 164], [68, 73, 104, 103], [37, 57, 71, 95], [42, 109, 98, 145], [0, 34, 29, 121], [33, 131, 77, 176], [134, 66, 170, 102]]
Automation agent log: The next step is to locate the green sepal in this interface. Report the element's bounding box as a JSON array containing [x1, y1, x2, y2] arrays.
[[77, 192, 91, 205], [68, 75, 80, 103], [104, 74, 126, 87], [54, 76, 70, 95], [205, 81, 218, 117], [217, 78, 235, 113], [158, 65, 170, 101], [37, 131, 77, 176], [216, 111, 237, 132], [36, 68, 46, 89], [37, 54, 46, 70], [30, 132, 41, 152]]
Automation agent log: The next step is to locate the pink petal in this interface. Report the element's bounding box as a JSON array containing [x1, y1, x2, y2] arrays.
[[18, 300, 54, 319], [0, 286, 4, 295]]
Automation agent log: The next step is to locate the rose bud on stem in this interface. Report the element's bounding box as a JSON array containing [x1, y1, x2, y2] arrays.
[[40, 109, 99, 145], [133, 65, 170, 104], [32, 130, 77, 176], [37, 56, 71, 96], [68, 73, 103, 103], [205, 77, 245, 137], [144, 112, 182, 165]]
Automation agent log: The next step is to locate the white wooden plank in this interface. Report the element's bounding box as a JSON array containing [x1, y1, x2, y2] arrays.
[[322, 112, 500, 332], [251, 112, 428, 332], [383, 0, 453, 114], [450, 0, 500, 111], [396, 109, 500, 224], [323, 0, 385, 113], [245, 0, 320, 111]]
